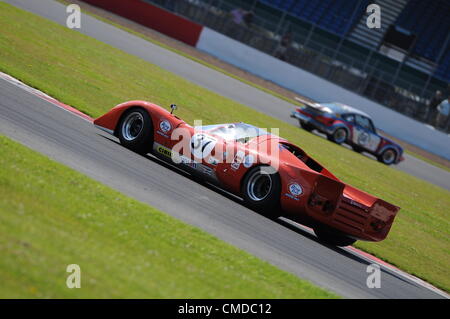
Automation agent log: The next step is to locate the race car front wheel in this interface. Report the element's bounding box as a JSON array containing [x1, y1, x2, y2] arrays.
[[117, 108, 154, 155], [327, 128, 347, 144], [378, 148, 397, 165], [241, 166, 281, 219], [314, 225, 356, 247]]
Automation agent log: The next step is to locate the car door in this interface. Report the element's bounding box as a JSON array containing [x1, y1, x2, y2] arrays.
[[351, 115, 381, 152]]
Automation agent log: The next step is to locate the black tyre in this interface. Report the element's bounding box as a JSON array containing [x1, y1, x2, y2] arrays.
[[241, 166, 281, 219], [327, 128, 348, 144], [117, 108, 154, 155], [313, 225, 356, 247], [377, 148, 397, 165]]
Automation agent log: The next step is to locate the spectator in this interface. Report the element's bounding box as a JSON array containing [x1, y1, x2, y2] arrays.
[[230, 8, 246, 25], [227, 8, 246, 38], [242, 11, 254, 28], [227, 8, 255, 39], [229, 8, 254, 27], [274, 31, 292, 61], [427, 90, 442, 124], [435, 96, 450, 130]]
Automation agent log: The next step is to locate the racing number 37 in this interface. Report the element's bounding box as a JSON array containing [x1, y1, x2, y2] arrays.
[[190, 133, 217, 159]]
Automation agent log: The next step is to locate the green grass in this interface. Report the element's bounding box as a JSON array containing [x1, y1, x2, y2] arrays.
[[0, 135, 337, 298], [0, 3, 448, 292]]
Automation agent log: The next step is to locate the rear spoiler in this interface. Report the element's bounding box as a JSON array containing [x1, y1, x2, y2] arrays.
[[295, 96, 319, 108], [294, 97, 330, 114], [310, 176, 399, 218], [343, 184, 400, 218]]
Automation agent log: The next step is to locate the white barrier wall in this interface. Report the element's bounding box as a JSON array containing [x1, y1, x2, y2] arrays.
[[197, 28, 450, 160]]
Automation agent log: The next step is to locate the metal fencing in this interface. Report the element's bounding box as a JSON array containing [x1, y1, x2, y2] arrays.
[[147, 0, 450, 132]]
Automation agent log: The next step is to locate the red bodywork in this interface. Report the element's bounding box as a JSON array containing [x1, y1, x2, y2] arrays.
[[94, 101, 400, 242]]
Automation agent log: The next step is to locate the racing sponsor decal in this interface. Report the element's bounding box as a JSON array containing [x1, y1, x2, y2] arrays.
[[289, 183, 303, 196], [352, 127, 381, 152], [159, 119, 172, 133], [243, 154, 255, 168], [181, 160, 216, 178], [157, 119, 172, 138], [201, 165, 214, 176], [179, 155, 199, 169], [207, 157, 220, 166], [231, 151, 245, 170], [284, 182, 303, 201], [156, 144, 172, 158], [190, 133, 217, 159], [357, 131, 370, 146]]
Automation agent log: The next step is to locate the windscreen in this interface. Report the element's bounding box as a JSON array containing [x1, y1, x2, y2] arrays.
[[197, 123, 273, 143]]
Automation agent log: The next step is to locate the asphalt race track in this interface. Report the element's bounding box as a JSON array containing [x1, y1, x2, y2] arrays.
[[4, 0, 450, 191], [0, 0, 448, 298]]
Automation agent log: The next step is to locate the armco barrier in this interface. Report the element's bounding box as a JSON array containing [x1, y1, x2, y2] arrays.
[[82, 0, 203, 46]]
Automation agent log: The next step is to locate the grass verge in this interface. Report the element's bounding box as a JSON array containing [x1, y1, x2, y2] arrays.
[[0, 3, 448, 291], [0, 135, 337, 298]]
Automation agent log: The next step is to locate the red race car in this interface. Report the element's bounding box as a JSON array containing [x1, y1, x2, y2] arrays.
[[290, 98, 404, 165], [94, 100, 400, 246]]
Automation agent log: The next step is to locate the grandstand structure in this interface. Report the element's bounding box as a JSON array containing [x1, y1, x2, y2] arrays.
[[148, 0, 450, 127]]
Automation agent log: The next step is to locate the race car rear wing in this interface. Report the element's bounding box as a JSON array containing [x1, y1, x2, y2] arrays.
[[294, 96, 317, 108], [294, 97, 330, 115], [308, 175, 400, 241]]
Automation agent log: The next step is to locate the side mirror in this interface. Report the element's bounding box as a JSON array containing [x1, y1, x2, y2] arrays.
[[170, 104, 177, 114]]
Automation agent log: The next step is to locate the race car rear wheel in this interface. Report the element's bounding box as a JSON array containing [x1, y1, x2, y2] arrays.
[[241, 166, 281, 219], [378, 148, 397, 165], [314, 225, 356, 247], [327, 128, 347, 144], [117, 108, 153, 155]]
